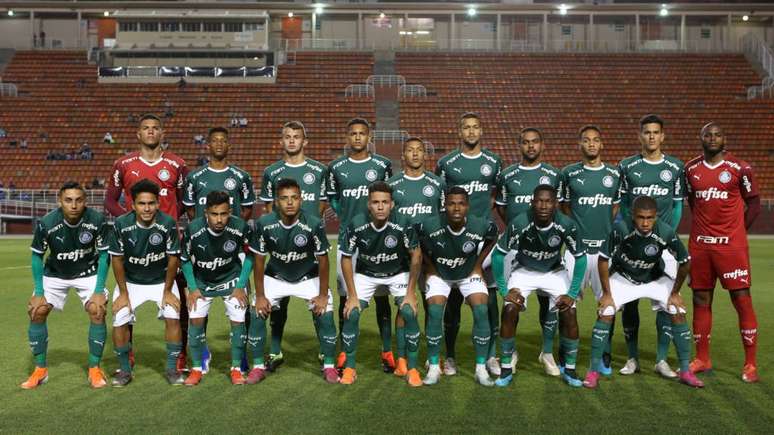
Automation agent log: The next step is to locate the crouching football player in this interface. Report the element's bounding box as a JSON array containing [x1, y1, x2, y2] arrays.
[[248, 179, 339, 384], [180, 191, 254, 386], [339, 182, 423, 386], [583, 195, 702, 389]]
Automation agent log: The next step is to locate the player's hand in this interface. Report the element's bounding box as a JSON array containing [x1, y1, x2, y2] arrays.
[[668, 292, 686, 314], [254, 296, 271, 319], [400, 295, 418, 316], [231, 288, 248, 309], [162, 291, 180, 314], [343, 297, 360, 319], [27, 295, 49, 320], [504, 289, 524, 308], [187, 289, 204, 312], [310, 294, 328, 316], [598, 293, 616, 317], [112, 293, 132, 315], [87, 292, 108, 318], [555, 295, 575, 312]]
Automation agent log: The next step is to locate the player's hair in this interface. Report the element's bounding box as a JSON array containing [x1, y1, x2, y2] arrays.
[[459, 111, 481, 128], [446, 186, 469, 202], [533, 184, 557, 199], [632, 195, 658, 212], [138, 113, 163, 129], [520, 127, 543, 142], [578, 124, 602, 139], [275, 178, 300, 195], [130, 178, 160, 201], [58, 181, 85, 196], [700, 122, 721, 136], [639, 114, 664, 131], [402, 136, 426, 152], [282, 121, 307, 139], [208, 126, 228, 139], [368, 181, 392, 198], [206, 190, 231, 208], [347, 117, 371, 131]]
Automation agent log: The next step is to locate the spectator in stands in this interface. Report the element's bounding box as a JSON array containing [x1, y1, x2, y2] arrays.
[[127, 113, 137, 124], [38, 129, 48, 141], [161, 139, 170, 151], [239, 116, 248, 128], [230, 115, 239, 128], [39, 31, 46, 48], [76, 78, 86, 88], [194, 134, 205, 146], [177, 78, 187, 89], [103, 132, 114, 144], [20, 138, 28, 150], [196, 155, 208, 167], [8, 139, 16, 148], [79, 143, 92, 160], [32, 34, 37, 48], [0, 127, 6, 138], [164, 99, 174, 118], [45, 151, 54, 160]]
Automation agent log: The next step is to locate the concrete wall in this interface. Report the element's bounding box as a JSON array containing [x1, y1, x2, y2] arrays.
[[0, 18, 32, 49]]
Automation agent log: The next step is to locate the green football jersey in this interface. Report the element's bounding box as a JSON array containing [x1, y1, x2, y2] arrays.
[[435, 149, 501, 219], [31, 207, 109, 279], [387, 171, 446, 226], [618, 154, 685, 227], [497, 211, 585, 273], [250, 211, 330, 283], [600, 219, 689, 285], [183, 165, 256, 219], [109, 211, 180, 285], [419, 214, 498, 281], [259, 158, 328, 219], [496, 162, 563, 223], [561, 162, 621, 254], [341, 212, 418, 278], [181, 215, 251, 296], [327, 154, 392, 228]]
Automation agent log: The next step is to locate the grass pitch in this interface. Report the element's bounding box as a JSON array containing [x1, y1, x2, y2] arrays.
[[1, 238, 773, 434]]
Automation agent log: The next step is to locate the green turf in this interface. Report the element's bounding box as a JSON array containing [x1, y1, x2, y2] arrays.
[[1, 238, 773, 434]]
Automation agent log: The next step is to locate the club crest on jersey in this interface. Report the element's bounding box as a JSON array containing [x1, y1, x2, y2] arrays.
[[78, 232, 93, 244], [303, 172, 316, 185], [719, 170, 732, 184], [422, 185, 435, 197], [602, 175, 614, 188], [149, 232, 164, 246], [384, 235, 398, 249], [539, 176, 551, 185], [659, 170, 672, 182], [223, 239, 237, 253], [224, 177, 237, 191], [480, 164, 493, 177], [644, 244, 659, 257], [462, 241, 477, 254], [365, 169, 378, 182], [294, 234, 308, 247], [158, 169, 171, 181], [548, 235, 561, 248]]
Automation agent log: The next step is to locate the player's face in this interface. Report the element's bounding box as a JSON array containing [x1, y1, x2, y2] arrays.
[[59, 188, 86, 222], [700, 125, 725, 155], [531, 189, 556, 224], [276, 186, 301, 220], [133, 192, 158, 225], [206, 202, 231, 232], [137, 119, 163, 148], [520, 131, 543, 163], [639, 123, 664, 153], [207, 132, 230, 160], [446, 193, 469, 225], [402, 140, 426, 171], [368, 191, 393, 223], [347, 124, 370, 154], [580, 129, 603, 160], [459, 117, 482, 147], [281, 127, 307, 156], [633, 208, 657, 234]]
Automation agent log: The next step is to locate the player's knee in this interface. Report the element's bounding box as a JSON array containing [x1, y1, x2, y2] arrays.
[[190, 317, 205, 327], [502, 303, 519, 320], [671, 313, 686, 324], [399, 304, 415, 321], [692, 290, 712, 306], [30, 306, 51, 323]]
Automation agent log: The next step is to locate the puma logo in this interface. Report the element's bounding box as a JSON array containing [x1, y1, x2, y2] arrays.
[[692, 174, 701, 180], [130, 170, 140, 177], [633, 172, 642, 178], [396, 190, 405, 195], [198, 181, 207, 187], [512, 179, 522, 186], [576, 179, 585, 185], [55, 236, 65, 243], [452, 167, 462, 174], [340, 172, 349, 178]]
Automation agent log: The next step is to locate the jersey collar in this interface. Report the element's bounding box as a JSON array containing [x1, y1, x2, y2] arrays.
[[63, 217, 83, 228], [583, 163, 605, 171], [139, 154, 164, 167], [348, 155, 372, 164], [518, 162, 542, 171], [402, 172, 426, 181], [279, 218, 299, 229], [206, 165, 231, 173], [702, 160, 725, 170], [460, 151, 483, 160], [447, 221, 466, 236], [207, 227, 224, 237], [284, 160, 307, 168], [370, 221, 388, 232]]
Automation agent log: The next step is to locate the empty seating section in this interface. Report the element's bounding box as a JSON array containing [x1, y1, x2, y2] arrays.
[[396, 52, 774, 197], [0, 50, 374, 188]]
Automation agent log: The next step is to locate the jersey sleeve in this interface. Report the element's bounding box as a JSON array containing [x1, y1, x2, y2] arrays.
[[241, 173, 256, 206], [30, 220, 48, 254], [555, 171, 566, 202], [318, 165, 329, 201], [182, 173, 195, 206], [739, 163, 759, 200], [563, 219, 586, 257], [180, 227, 192, 262], [108, 222, 124, 256], [176, 161, 188, 190], [485, 219, 499, 242], [496, 222, 515, 254], [673, 164, 686, 201], [339, 222, 356, 257], [258, 168, 272, 202], [559, 168, 571, 203], [612, 171, 622, 204], [438, 178, 447, 212], [247, 224, 266, 255], [326, 165, 338, 199], [314, 221, 331, 256], [96, 219, 110, 251], [495, 171, 507, 206], [666, 229, 689, 264], [405, 224, 419, 250], [166, 221, 181, 255], [598, 226, 620, 259], [384, 160, 393, 180]]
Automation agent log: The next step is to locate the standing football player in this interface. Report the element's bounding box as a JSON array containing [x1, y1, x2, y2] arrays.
[[496, 127, 564, 376], [617, 114, 685, 377], [249, 179, 338, 384], [259, 121, 328, 371], [327, 118, 394, 372], [339, 182, 423, 386], [22, 182, 110, 389], [492, 185, 587, 388], [109, 180, 184, 387], [685, 123, 761, 382], [560, 125, 621, 375], [435, 112, 502, 377]]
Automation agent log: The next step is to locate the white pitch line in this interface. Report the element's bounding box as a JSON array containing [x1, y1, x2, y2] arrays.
[[0, 265, 30, 270]]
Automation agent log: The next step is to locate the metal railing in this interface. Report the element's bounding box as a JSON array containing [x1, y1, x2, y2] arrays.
[[0, 83, 18, 97], [372, 130, 409, 143], [279, 38, 370, 52], [742, 33, 774, 100], [393, 37, 738, 53], [344, 84, 375, 98], [398, 84, 427, 98], [0, 189, 106, 220], [366, 75, 405, 87], [99, 65, 275, 79]]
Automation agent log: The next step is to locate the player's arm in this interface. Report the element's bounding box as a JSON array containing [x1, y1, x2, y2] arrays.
[[28, 251, 48, 318], [744, 196, 761, 229], [473, 238, 496, 278], [263, 201, 273, 214], [251, 254, 270, 318], [671, 201, 683, 231], [240, 205, 253, 221], [559, 202, 571, 216], [240, 174, 256, 222], [183, 174, 196, 221], [596, 229, 616, 315], [110, 255, 131, 315], [402, 246, 422, 315], [556, 223, 586, 311], [231, 252, 253, 308], [185, 206, 195, 221], [105, 183, 126, 217], [180, 260, 204, 311], [311, 253, 330, 316], [741, 164, 761, 229], [176, 164, 190, 219], [162, 254, 180, 313], [340, 254, 358, 318]]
